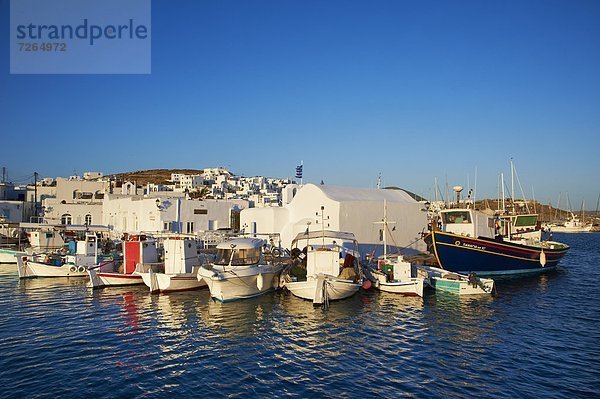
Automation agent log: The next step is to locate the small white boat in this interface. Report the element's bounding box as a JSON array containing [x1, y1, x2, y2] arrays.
[[88, 235, 162, 288], [0, 225, 65, 264], [16, 233, 101, 279], [198, 238, 286, 302], [283, 230, 362, 305], [371, 255, 424, 297], [416, 265, 494, 295], [137, 236, 206, 293], [369, 200, 425, 297]]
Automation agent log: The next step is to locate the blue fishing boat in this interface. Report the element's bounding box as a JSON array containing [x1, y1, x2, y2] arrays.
[[425, 208, 569, 276]]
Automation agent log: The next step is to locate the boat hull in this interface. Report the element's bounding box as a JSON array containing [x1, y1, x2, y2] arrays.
[[285, 275, 361, 304], [375, 277, 424, 297], [88, 269, 144, 288], [138, 269, 206, 293], [430, 276, 494, 295], [199, 266, 282, 302], [427, 231, 569, 276], [17, 258, 88, 279]]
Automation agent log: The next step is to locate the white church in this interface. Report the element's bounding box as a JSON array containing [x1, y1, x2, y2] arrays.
[[240, 184, 428, 257]]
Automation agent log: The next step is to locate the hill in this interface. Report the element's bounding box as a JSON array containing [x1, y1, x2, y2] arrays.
[[109, 169, 204, 185]]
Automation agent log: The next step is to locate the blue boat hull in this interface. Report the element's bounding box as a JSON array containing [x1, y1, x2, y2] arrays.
[[425, 231, 569, 277]]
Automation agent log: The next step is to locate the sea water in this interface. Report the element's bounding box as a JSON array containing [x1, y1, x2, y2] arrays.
[[0, 233, 598, 398]]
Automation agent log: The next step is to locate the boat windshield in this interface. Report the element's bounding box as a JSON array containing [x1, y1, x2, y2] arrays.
[[215, 248, 261, 266], [513, 215, 537, 227], [442, 211, 472, 224]]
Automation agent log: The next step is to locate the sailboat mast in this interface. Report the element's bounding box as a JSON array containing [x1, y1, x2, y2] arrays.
[[501, 173, 506, 213]]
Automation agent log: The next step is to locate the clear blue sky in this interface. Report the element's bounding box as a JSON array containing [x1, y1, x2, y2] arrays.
[[1, 0, 599, 209]]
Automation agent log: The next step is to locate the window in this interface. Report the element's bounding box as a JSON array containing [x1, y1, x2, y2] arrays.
[[186, 222, 194, 234], [84, 214, 92, 225], [194, 209, 208, 215], [163, 222, 170, 231], [442, 211, 471, 224], [61, 214, 72, 225]]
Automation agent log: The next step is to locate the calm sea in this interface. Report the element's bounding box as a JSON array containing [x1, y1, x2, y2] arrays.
[[0, 233, 598, 398]]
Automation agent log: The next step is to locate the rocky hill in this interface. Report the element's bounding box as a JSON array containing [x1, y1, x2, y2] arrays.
[[109, 169, 204, 185]]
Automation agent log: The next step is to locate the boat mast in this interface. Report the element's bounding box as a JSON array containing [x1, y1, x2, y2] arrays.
[[501, 173, 506, 213], [511, 159, 515, 215]]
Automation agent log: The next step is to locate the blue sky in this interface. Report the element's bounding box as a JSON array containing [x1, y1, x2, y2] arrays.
[[1, 0, 599, 209]]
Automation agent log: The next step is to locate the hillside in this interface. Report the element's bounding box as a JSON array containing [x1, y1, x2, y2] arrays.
[[109, 169, 204, 185]]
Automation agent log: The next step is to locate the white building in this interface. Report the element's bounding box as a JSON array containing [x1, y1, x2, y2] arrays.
[[102, 194, 249, 237], [240, 184, 427, 255]]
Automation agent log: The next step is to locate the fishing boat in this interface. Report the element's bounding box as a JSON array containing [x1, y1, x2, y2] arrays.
[[137, 236, 206, 293], [371, 255, 424, 297], [416, 265, 494, 295], [425, 207, 570, 277], [88, 235, 162, 288], [197, 238, 286, 302], [369, 200, 425, 296], [282, 230, 362, 305], [0, 224, 65, 264], [16, 233, 102, 278]]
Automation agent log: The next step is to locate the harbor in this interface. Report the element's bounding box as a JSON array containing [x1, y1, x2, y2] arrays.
[[0, 232, 597, 398], [3, 0, 599, 397]]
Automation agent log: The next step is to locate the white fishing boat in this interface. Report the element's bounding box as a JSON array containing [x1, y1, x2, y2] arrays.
[[283, 230, 362, 305], [416, 265, 494, 295], [371, 255, 424, 297], [137, 236, 206, 293], [0, 225, 65, 264], [198, 238, 286, 302], [16, 233, 101, 279], [369, 200, 425, 297], [545, 212, 592, 233], [88, 235, 162, 288]]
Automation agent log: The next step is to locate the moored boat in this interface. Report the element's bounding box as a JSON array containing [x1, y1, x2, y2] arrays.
[[368, 200, 425, 297], [416, 265, 494, 295], [282, 230, 362, 305], [425, 208, 570, 276], [16, 233, 102, 279], [198, 238, 286, 302], [137, 236, 206, 293], [88, 235, 162, 288]]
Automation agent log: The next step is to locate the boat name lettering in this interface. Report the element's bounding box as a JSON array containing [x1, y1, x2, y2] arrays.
[[455, 240, 487, 251]]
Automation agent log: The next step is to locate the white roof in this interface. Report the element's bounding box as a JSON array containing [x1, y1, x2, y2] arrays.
[[216, 238, 264, 250], [301, 184, 416, 203]]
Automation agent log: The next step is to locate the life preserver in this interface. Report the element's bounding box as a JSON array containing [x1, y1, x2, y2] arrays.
[[78, 266, 86, 273], [271, 247, 281, 257], [69, 265, 77, 273]]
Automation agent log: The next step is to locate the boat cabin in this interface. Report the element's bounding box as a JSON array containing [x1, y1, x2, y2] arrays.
[[215, 238, 264, 266], [291, 230, 359, 277], [439, 209, 494, 238], [163, 237, 198, 274], [123, 235, 159, 274]]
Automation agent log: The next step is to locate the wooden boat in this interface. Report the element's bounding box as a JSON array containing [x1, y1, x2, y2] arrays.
[[16, 233, 101, 278], [369, 200, 425, 297], [88, 235, 162, 288], [137, 236, 206, 293], [198, 238, 286, 302], [425, 208, 569, 277], [282, 230, 362, 305], [371, 255, 424, 297], [416, 265, 494, 295]]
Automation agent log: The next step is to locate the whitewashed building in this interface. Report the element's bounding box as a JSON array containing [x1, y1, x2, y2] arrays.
[[240, 184, 428, 255], [102, 194, 249, 237]]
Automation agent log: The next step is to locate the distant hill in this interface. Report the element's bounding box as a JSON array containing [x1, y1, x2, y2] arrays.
[[109, 169, 204, 185], [384, 186, 427, 202]]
